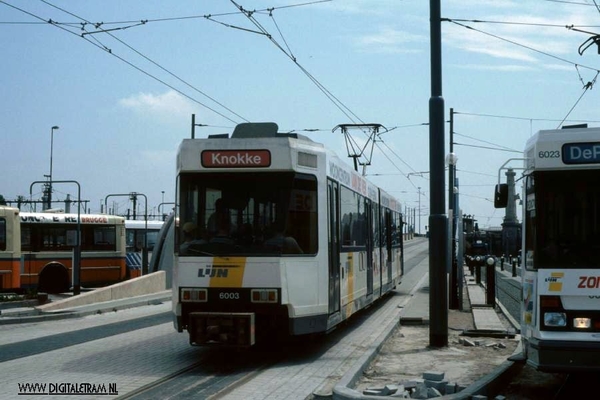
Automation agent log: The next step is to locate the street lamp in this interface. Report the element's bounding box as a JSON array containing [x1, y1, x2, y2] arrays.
[[417, 187, 422, 235], [48, 126, 59, 208]]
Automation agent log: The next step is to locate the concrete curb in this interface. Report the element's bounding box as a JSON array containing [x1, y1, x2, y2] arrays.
[[0, 291, 172, 325], [442, 341, 523, 400], [331, 313, 402, 399]]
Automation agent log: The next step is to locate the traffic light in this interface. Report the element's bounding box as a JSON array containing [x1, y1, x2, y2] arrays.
[[494, 184, 508, 208]]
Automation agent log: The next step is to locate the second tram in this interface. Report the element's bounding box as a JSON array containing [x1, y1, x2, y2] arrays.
[[173, 122, 404, 346], [500, 126, 600, 372]]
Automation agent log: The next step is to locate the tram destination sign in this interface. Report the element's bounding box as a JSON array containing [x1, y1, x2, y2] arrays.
[[201, 149, 271, 168], [562, 142, 600, 165]]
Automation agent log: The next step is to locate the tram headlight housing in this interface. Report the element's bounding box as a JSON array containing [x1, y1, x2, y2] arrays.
[[544, 312, 567, 327], [573, 317, 591, 329], [181, 288, 207, 303], [251, 289, 278, 303]]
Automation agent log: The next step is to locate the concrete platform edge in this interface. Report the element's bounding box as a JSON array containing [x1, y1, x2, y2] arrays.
[[332, 314, 401, 400], [0, 290, 172, 325]]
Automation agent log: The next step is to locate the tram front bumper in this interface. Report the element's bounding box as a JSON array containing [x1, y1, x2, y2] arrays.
[[528, 338, 600, 372], [188, 312, 255, 347]]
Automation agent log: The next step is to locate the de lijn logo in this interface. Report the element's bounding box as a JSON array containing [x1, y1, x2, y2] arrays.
[[545, 272, 564, 292]]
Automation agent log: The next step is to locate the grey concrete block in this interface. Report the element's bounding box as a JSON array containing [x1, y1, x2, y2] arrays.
[[423, 371, 445, 381], [411, 383, 429, 400], [444, 383, 457, 394], [390, 390, 411, 398], [425, 379, 448, 391], [384, 384, 399, 395]]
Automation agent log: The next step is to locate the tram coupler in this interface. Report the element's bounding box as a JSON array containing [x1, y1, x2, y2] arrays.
[[188, 312, 255, 347]]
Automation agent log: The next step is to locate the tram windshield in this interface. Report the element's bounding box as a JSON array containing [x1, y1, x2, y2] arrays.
[[526, 170, 600, 269], [177, 172, 318, 256]]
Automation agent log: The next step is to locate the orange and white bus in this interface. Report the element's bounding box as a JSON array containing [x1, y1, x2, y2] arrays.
[[0, 206, 126, 293]]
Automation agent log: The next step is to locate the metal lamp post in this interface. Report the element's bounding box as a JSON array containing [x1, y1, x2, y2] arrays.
[[417, 187, 422, 235], [48, 126, 59, 209]]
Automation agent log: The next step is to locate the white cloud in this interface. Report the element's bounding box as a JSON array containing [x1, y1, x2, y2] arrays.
[[454, 63, 537, 72], [443, 4, 600, 68], [118, 90, 195, 119], [354, 27, 427, 54]]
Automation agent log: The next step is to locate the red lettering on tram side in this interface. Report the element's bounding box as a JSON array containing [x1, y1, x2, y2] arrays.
[[202, 150, 271, 168], [578, 276, 600, 289]]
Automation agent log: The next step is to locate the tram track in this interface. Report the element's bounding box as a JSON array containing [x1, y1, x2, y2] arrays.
[[499, 363, 600, 399], [552, 372, 600, 400], [116, 341, 299, 400]]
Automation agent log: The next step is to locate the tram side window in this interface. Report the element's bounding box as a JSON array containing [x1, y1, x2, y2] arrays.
[[372, 203, 380, 248], [0, 219, 5, 251], [340, 187, 367, 249]]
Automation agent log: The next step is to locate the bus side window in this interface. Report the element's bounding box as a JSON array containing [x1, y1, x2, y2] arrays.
[[0, 219, 5, 251]]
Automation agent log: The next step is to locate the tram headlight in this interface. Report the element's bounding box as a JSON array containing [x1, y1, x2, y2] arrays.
[[544, 312, 567, 327], [251, 289, 278, 303], [181, 288, 207, 303], [573, 317, 591, 329]]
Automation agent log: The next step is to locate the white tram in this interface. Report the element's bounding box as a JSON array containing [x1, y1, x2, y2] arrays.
[[172, 122, 404, 346], [507, 126, 600, 372]]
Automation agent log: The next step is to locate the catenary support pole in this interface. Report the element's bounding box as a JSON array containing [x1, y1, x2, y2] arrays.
[[429, 0, 448, 347]]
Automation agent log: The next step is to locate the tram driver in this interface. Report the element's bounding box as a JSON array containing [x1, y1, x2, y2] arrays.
[[180, 222, 207, 254]]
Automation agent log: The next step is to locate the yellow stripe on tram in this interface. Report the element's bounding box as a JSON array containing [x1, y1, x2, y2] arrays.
[[210, 257, 247, 288]]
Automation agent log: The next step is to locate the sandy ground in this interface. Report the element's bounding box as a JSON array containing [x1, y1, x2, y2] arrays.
[[353, 308, 519, 394]]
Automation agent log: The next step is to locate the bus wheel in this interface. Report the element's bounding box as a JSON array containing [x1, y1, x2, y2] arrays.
[[38, 263, 70, 294]]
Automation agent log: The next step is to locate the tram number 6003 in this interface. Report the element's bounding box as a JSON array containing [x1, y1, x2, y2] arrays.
[[219, 292, 240, 300]]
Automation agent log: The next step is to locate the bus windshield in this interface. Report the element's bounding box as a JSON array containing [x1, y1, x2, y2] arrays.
[[528, 170, 600, 269], [178, 172, 318, 256]]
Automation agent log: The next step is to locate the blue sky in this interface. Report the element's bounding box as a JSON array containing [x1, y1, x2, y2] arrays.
[[2, 0, 600, 232]]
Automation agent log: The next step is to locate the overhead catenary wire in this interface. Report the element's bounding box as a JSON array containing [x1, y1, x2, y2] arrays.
[[543, 0, 599, 5], [229, 0, 364, 125], [39, 0, 248, 124], [226, 0, 425, 184], [557, 70, 600, 128], [445, 19, 600, 74], [453, 111, 600, 124], [2, 0, 246, 124], [453, 131, 520, 152], [1, 1, 332, 26]]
